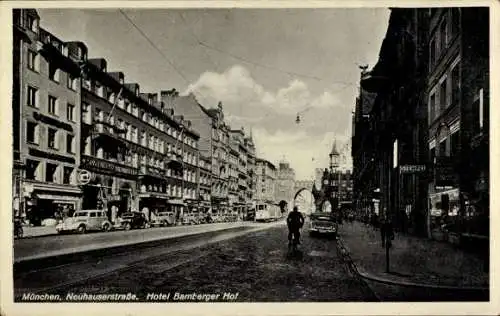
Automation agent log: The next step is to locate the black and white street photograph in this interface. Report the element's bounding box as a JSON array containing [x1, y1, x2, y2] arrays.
[[2, 2, 497, 315]]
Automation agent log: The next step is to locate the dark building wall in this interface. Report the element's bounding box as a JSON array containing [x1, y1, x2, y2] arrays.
[[459, 7, 489, 237], [358, 7, 489, 240]]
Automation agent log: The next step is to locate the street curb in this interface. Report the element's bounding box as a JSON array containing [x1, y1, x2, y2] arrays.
[[335, 236, 381, 301], [337, 236, 489, 293], [14, 225, 252, 274]]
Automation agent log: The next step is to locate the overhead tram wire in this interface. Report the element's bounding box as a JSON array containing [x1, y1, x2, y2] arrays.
[[176, 11, 222, 72], [196, 40, 358, 88], [170, 9, 358, 88], [118, 8, 219, 178], [118, 9, 215, 106], [121, 9, 359, 90], [119, 9, 358, 125]]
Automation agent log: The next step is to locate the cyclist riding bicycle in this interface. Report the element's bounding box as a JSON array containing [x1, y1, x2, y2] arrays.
[[287, 206, 305, 247]]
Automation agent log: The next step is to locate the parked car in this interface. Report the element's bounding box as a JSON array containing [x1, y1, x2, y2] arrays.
[[182, 213, 198, 225], [116, 212, 148, 230], [150, 211, 175, 227], [309, 211, 339, 237], [56, 210, 112, 234]]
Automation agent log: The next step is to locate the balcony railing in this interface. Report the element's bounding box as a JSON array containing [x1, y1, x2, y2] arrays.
[[139, 164, 166, 178]]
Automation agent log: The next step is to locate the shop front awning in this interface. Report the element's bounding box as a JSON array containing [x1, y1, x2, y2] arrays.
[[168, 199, 186, 206], [35, 194, 81, 202], [138, 193, 170, 199]]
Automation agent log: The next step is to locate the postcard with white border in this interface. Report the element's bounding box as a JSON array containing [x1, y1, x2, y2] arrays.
[[1, 1, 499, 315]]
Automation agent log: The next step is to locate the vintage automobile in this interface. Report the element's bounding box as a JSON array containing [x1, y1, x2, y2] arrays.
[[56, 210, 112, 234], [182, 213, 196, 225], [309, 211, 339, 237], [150, 211, 175, 227], [115, 212, 148, 230]]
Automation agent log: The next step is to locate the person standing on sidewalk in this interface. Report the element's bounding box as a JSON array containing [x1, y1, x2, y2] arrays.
[[380, 211, 394, 248]]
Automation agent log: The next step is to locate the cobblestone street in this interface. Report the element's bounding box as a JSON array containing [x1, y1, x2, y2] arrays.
[[45, 223, 377, 302]]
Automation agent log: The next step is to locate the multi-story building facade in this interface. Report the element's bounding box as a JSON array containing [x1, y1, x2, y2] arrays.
[[229, 128, 256, 215], [205, 103, 231, 214], [359, 8, 431, 236], [357, 7, 489, 243], [197, 154, 212, 213], [337, 170, 353, 204], [161, 91, 213, 214], [164, 93, 242, 215], [13, 10, 203, 226], [351, 78, 378, 218], [13, 9, 84, 225], [276, 161, 296, 208], [228, 141, 239, 210], [245, 134, 257, 211], [79, 56, 200, 222], [255, 158, 277, 203], [426, 8, 489, 240]]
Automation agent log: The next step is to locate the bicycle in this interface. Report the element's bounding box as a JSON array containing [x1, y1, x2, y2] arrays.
[[288, 228, 301, 254]]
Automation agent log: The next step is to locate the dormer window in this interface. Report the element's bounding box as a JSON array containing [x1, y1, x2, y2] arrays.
[[119, 78, 124, 85], [135, 87, 139, 96]]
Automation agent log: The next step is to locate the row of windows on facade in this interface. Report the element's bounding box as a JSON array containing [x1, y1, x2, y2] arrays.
[[82, 82, 198, 150], [27, 122, 76, 154], [27, 51, 79, 91], [139, 184, 197, 199], [84, 107, 199, 165], [428, 59, 460, 124], [26, 76, 251, 179], [27, 86, 76, 122], [86, 146, 199, 182], [212, 128, 230, 145], [429, 8, 460, 69], [25, 159, 74, 184], [228, 155, 249, 170], [431, 89, 486, 154], [83, 105, 197, 154], [429, 128, 460, 162], [29, 56, 198, 150]]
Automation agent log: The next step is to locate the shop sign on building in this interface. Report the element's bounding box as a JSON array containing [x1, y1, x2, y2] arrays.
[[77, 169, 92, 185], [400, 164, 426, 174], [81, 155, 138, 176]]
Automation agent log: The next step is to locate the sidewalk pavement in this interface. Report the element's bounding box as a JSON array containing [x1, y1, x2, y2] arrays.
[[21, 225, 58, 238], [20, 220, 259, 239], [15, 220, 281, 262], [339, 221, 489, 289]]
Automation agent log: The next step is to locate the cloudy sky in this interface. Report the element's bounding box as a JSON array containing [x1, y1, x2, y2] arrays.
[[38, 8, 390, 180]]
